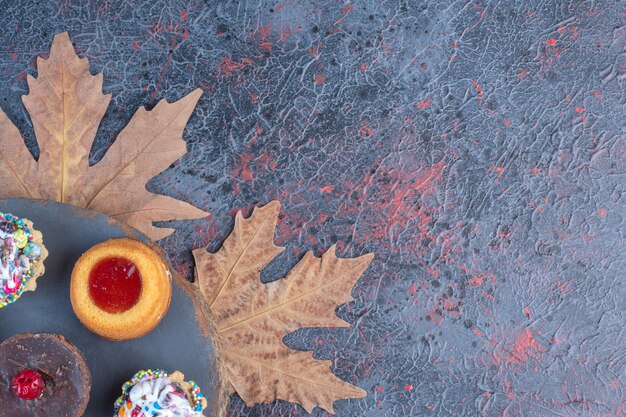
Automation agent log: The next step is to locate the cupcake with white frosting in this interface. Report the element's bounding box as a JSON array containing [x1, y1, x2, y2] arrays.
[[114, 369, 207, 417], [0, 212, 48, 308]]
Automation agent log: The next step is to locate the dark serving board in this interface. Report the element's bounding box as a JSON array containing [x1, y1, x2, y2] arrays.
[[0, 199, 224, 417]]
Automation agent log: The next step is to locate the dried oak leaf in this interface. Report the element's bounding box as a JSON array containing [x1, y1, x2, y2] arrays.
[[193, 201, 373, 414], [0, 32, 208, 240]]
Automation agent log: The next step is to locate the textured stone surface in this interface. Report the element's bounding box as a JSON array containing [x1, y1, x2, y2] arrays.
[[0, 1, 624, 416]]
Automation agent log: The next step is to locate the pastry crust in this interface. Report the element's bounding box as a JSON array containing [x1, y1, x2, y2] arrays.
[[70, 238, 172, 341], [23, 219, 48, 292], [170, 371, 209, 412]]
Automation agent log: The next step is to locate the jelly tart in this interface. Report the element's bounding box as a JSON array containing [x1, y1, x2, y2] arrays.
[[70, 238, 172, 341]]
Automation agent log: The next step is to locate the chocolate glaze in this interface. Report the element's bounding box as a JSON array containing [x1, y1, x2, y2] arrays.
[[0, 333, 91, 417]]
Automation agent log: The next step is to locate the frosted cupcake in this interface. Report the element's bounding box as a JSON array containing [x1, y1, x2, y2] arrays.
[[114, 369, 207, 417], [0, 212, 48, 308]]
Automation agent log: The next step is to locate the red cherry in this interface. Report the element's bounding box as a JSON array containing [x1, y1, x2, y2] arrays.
[[10, 369, 45, 400]]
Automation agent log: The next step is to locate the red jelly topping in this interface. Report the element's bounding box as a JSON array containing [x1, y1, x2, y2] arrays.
[[11, 369, 45, 400], [88, 257, 142, 314]]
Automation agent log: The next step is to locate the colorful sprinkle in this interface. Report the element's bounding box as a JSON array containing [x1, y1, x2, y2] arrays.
[[0, 212, 40, 308]]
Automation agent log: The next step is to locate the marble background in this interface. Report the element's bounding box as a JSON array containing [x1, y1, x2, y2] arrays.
[[0, 1, 624, 416]]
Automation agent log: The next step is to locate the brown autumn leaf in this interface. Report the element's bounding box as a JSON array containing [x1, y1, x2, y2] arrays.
[[0, 32, 208, 240], [193, 201, 373, 414]]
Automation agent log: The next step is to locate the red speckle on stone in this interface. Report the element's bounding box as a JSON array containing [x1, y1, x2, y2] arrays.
[[472, 327, 485, 337], [547, 38, 557, 46], [598, 207, 607, 218], [257, 24, 271, 39], [308, 43, 322, 56], [555, 280, 571, 294], [314, 73, 325, 84], [523, 306, 533, 319], [471, 80, 483, 99], [240, 158, 254, 181], [279, 27, 292, 42], [194, 224, 212, 247], [427, 267, 439, 279], [504, 118, 511, 127], [367, 161, 445, 244], [341, 4, 354, 15], [487, 166, 505, 182], [469, 277, 484, 287], [253, 24, 272, 51], [593, 89, 603, 100], [247, 91, 259, 103], [529, 200, 544, 212], [375, 384, 384, 394], [232, 152, 255, 185], [575, 106, 585, 113], [492, 328, 546, 366], [360, 63, 367, 71], [219, 57, 254, 76], [519, 68, 529, 80], [200, 81, 214, 95], [416, 98, 432, 109], [564, 90, 574, 105], [257, 151, 277, 171], [405, 384, 413, 391], [504, 380, 515, 400], [359, 125, 373, 137], [320, 185, 334, 193]]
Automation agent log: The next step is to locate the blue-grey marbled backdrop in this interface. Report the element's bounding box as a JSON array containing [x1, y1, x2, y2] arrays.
[[0, 1, 624, 416]]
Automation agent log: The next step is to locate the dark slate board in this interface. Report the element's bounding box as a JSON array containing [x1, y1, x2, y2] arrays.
[[0, 199, 222, 417]]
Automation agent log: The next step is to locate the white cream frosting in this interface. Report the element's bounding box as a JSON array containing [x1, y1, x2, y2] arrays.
[[120, 376, 196, 417], [0, 228, 23, 292]]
